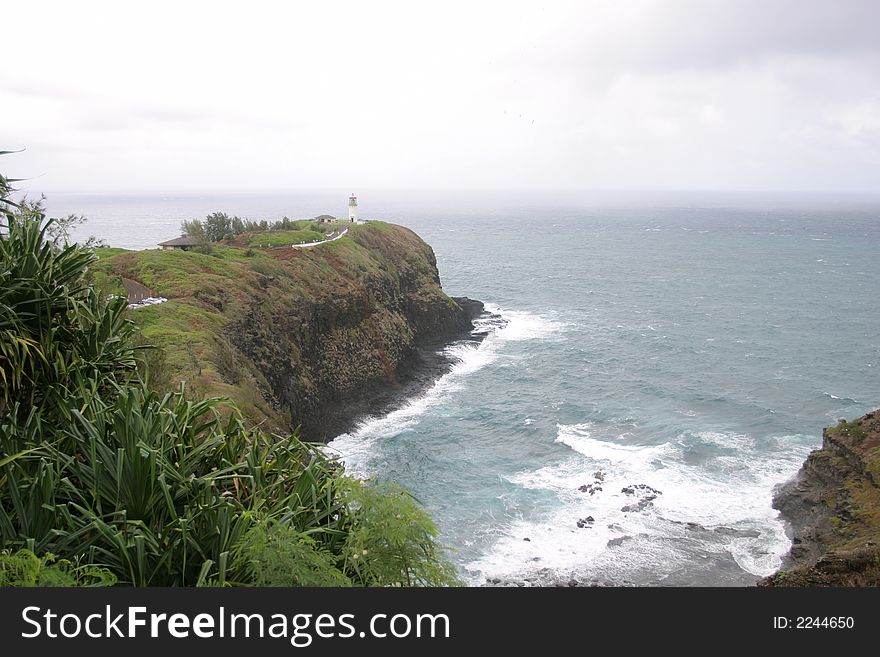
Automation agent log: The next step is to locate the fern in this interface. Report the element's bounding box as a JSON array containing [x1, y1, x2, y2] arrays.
[[238, 523, 352, 587], [0, 549, 116, 587]]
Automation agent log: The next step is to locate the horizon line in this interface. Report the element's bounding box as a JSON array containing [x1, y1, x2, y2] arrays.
[[19, 187, 880, 198]]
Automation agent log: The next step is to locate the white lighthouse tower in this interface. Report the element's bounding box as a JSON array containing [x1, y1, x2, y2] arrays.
[[348, 193, 358, 223]]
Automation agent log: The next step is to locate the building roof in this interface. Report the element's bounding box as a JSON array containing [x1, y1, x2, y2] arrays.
[[158, 235, 202, 247], [314, 214, 336, 221]]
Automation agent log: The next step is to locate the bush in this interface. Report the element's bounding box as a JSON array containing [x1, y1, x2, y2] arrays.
[[0, 549, 116, 587], [0, 208, 138, 412], [339, 481, 459, 586]]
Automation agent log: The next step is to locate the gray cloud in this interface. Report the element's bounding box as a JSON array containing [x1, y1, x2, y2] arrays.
[[1, 1, 878, 193], [504, 0, 880, 84]]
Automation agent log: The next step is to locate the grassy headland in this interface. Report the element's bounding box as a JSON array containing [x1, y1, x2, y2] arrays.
[[92, 221, 470, 438]]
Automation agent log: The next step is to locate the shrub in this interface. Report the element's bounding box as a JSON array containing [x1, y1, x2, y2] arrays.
[[0, 549, 116, 587]]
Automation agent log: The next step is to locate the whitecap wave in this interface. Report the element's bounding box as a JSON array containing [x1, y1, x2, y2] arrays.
[[466, 423, 812, 584], [822, 391, 859, 404]]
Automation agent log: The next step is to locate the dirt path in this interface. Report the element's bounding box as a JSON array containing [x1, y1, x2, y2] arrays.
[[122, 278, 154, 304]]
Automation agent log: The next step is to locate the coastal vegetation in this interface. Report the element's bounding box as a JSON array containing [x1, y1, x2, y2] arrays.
[[0, 160, 459, 587], [181, 212, 342, 245], [247, 227, 330, 247]]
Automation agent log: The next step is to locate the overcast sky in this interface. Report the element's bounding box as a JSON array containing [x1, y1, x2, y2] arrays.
[[2, 0, 878, 193]]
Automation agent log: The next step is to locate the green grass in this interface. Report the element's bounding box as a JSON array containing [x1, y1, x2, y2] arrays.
[[249, 228, 329, 247], [322, 220, 351, 231], [93, 246, 275, 298], [92, 246, 129, 259], [832, 419, 868, 441], [243, 220, 341, 247], [363, 220, 392, 232], [89, 269, 127, 298]]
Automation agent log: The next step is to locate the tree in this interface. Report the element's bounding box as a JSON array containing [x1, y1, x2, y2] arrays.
[[182, 213, 247, 242], [180, 218, 208, 242], [11, 195, 103, 247], [203, 211, 232, 242]]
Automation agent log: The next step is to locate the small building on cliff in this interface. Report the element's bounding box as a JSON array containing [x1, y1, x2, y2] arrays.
[[158, 235, 201, 251]]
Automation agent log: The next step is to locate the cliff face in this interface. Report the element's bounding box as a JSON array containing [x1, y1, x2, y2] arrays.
[[224, 225, 482, 439], [761, 411, 880, 586], [95, 222, 482, 439]]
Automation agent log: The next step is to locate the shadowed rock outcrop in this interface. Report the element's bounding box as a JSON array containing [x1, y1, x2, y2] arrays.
[[761, 411, 880, 586]]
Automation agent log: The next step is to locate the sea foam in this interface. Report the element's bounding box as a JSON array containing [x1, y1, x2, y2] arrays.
[[327, 306, 565, 475], [466, 422, 813, 585]]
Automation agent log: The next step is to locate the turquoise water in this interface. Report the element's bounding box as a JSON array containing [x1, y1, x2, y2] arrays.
[[54, 191, 880, 585]]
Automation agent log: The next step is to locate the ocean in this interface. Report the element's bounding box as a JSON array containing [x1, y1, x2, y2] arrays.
[[49, 189, 880, 586]]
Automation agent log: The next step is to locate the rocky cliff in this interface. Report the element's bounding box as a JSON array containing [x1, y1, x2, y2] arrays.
[[94, 222, 483, 440], [761, 411, 880, 586]]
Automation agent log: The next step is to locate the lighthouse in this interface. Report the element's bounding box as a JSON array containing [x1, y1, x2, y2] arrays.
[[348, 193, 358, 223]]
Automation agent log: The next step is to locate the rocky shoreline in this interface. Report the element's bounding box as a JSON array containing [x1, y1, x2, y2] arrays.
[[481, 412, 880, 588], [760, 410, 880, 586], [322, 297, 495, 440]]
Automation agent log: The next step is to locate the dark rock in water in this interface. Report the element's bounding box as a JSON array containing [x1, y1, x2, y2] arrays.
[[621, 483, 662, 496], [607, 536, 632, 548], [568, 579, 578, 587], [632, 499, 655, 512], [714, 526, 761, 538], [621, 498, 655, 513], [578, 483, 603, 495], [593, 470, 606, 482], [523, 537, 531, 542], [620, 484, 661, 513], [586, 516, 594, 522], [576, 516, 595, 528]]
